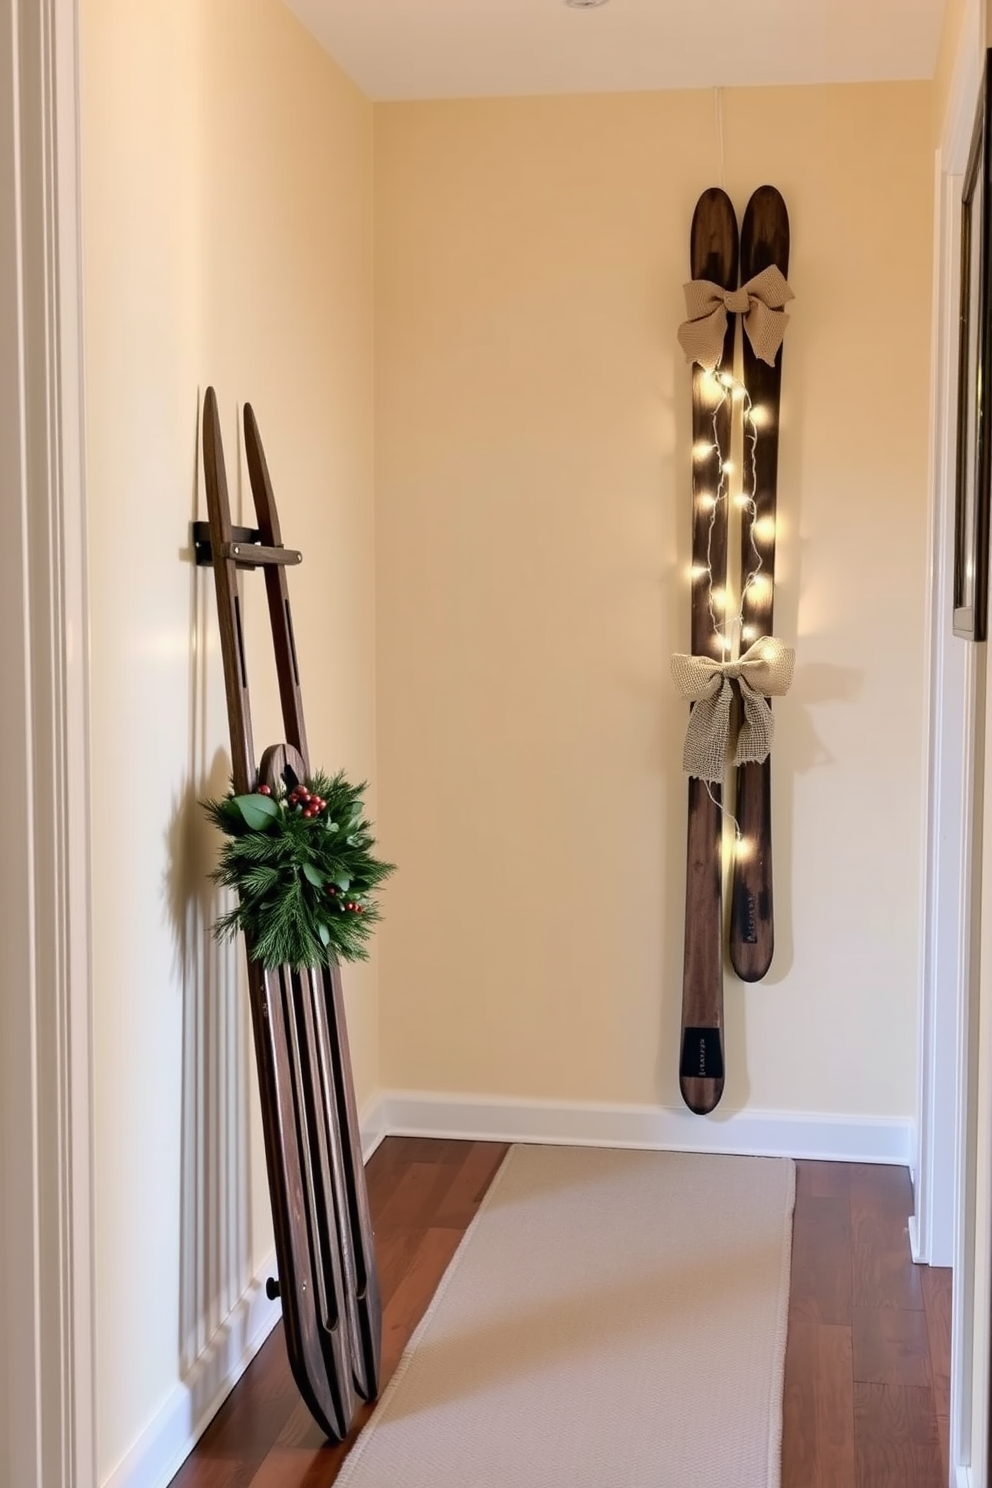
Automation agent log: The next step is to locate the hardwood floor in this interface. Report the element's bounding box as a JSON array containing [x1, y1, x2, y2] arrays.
[[169, 1140, 952, 1488]]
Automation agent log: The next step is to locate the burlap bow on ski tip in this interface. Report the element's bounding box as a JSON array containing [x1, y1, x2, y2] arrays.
[[677, 265, 794, 373], [670, 636, 795, 783]]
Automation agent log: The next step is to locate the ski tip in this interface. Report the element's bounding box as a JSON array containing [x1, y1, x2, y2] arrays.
[[746, 183, 787, 210], [742, 184, 789, 237], [690, 187, 739, 290], [679, 1077, 725, 1117], [691, 185, 735, 226], [730, 946, 774, 983], [740, 184, 790, 284]]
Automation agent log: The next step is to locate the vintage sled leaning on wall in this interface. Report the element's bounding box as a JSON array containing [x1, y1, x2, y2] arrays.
[[196, 386, 380, 1439]]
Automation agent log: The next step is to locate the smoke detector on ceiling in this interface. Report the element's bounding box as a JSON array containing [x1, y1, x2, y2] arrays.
[[564, 0, 610, 7]]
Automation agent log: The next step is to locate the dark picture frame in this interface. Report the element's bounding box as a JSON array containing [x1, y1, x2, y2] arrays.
[[954, 53, 992, 641]]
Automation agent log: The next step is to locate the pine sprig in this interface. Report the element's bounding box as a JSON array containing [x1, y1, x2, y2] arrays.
[[203, 769, 395, 970]]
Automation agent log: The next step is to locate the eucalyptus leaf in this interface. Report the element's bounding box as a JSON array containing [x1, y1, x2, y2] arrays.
[[233, 793, 279, 830], [317, 921, 331, 947], [302, 862, 325, 887], [332, 875, 351, 893]]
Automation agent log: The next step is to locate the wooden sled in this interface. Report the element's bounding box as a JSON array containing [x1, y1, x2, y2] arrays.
[[196, 386, 381, 1440]]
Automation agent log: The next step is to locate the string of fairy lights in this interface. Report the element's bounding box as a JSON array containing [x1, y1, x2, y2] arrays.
[[691, 364, 775, 857], [694, 367, 770, 657]]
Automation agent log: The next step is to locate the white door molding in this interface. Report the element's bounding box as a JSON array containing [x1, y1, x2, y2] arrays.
[[0, 1, 94, 1485], [917, 4, 987, 1483], [916, 0, 983, 1269]]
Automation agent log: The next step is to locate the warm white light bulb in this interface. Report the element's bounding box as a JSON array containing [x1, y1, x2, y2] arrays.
[[711, 587, 726, 612], [697, 493, 716, 511], [690, 564, 708, 580], [753, 516, 776, 544], [735, 837, 753, 862], [700, 373, 724, 408], [693, 440, 716, 461]]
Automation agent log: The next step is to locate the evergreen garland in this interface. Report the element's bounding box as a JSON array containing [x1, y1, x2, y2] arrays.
[[204, 770, 395, 970]]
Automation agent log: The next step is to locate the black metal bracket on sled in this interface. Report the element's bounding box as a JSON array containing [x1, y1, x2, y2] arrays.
[[192, 521, 302, 570]]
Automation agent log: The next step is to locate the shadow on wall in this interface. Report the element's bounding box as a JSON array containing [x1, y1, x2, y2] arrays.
[[164, 415, 256, 1420], [166, 751, 252, 1396]]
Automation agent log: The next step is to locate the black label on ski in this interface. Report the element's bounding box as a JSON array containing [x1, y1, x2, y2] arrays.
[[680, 1027, 724, 1081], [733, 880, 759, 943]]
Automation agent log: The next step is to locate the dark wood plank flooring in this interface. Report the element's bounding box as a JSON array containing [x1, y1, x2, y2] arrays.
[[169, 1140, 952, 1488]]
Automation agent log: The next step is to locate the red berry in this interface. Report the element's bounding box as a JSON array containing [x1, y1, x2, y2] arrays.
[[257, 783, 271, 795]]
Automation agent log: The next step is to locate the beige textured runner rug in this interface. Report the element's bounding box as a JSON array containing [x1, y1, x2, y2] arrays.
[[338, 1144, 796, 1488]]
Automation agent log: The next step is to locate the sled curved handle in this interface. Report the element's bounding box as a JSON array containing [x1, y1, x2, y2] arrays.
[[202, 387, 256, 793], [244, 403, 310, 770]]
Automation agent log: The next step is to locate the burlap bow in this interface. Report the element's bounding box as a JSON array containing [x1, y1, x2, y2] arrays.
[[677, 265, 794, 373], [670, 636, 795, 782]]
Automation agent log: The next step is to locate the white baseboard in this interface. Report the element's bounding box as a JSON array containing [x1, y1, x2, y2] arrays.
[[102, 1254, 282, 1488], [908, 1213, 924, 1264], [363, 1089, 916, 1168], [360, 1092, 388, 1161]]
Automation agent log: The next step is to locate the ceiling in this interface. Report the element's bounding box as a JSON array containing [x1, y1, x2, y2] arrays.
[[284, 0, 947, 102]]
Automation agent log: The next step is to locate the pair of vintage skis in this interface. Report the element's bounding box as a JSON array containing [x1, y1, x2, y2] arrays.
[[198, 387, 380, 1438], [678, 186, 790, 1116]]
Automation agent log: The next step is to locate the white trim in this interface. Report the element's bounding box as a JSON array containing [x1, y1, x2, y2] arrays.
[[943, 7, 984, 167], [54, 0, 96, 1480], [917, 147, 974, 1271], [101, 1254, 282, 1488], [360, 1095, 389, 1162], [918, 5, 990, 1485], [0, 0, 93, 1485], [362, 1089, 916, 1168], [915, 0, 984, 1275]]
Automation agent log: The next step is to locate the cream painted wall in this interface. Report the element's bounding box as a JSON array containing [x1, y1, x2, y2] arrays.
[[374, 83, 934, 1121], [80, 1, 375, 1479]]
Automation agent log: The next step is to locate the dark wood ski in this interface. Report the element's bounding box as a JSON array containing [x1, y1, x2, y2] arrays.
[[729, 187, 790, 982], [679, 189, 738, 1116], [199, 388, 380, 1441]]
